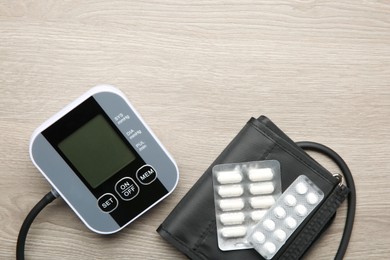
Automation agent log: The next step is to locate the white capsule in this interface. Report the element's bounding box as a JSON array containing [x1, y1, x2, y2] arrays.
[[216, 170, 243, 184], [221, 226, 247, 238], [263, 219, 276, 231], [306, 192, 319, 205], [264, 242, 276, 254], [274, 229, 287, 242], [218, 185, 244, 198], [274, 206, 286, 219], [252, 231, 266, 244], [248, 168, 274, 182], [219, 198, 245, 211], [295, 182, 308, 194], [251, 210, 267, 221], [250, 196, 275, 209], [219, 212, 245, 225], [284, 194, 297, 207], [249, 182, 275, 195], [295, 204, 308, 217], [285, 217, 297, 229]]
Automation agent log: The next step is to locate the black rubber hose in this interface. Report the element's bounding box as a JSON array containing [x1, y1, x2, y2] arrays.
[[296, 141, 356, 260], [16, 191, 57, 260]]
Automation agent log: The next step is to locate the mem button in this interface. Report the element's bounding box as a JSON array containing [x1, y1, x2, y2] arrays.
[[136, 165, 157, 185], [115, 177, 140, 201], [97, 193, 118, 213]]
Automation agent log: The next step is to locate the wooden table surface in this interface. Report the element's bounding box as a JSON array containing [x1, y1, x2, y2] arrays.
[[1, 1, 389, 259]]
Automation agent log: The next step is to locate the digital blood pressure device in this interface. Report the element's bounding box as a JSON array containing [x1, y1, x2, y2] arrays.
[[29, 85, 179, 234]]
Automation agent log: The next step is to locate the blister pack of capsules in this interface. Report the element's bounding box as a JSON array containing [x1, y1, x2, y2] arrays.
[[212, 160, 282, 251], [247, 175, 324, 259]]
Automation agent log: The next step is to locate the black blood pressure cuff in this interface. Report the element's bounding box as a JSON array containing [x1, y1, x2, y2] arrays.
[[157, 116, 349, 260]]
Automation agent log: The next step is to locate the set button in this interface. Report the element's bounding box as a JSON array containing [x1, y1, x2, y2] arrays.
[[97, 193, 118, 213]]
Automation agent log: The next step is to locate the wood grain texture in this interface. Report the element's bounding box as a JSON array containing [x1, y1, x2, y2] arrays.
[[0, 0, 389, 259]]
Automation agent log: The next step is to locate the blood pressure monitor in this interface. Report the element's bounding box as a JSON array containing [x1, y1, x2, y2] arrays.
[[30, 85, 179, 234]]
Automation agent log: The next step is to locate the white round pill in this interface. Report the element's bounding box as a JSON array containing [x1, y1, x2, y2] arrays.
[[274, 206, 286, 219], [285, 217, 297, 229], [252, 231, 266, 244], [284, 194, 297, 207], [295, 204, 308, 217], [306, 192, 319, 205], [263, 219, 276, 231], [264, 242, 276, 254], [295, 182, 308, 194], [274, 229, 287, 242]]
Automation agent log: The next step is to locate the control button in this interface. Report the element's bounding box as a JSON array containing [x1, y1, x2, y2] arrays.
[[115, 177, 140, 201], [136, 165, 157, 185], [97, 193, 118, 213]]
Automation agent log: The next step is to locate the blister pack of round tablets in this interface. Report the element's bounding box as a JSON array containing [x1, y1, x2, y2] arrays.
[[212, 160, 282, 251], [247, 175, 324, 259]]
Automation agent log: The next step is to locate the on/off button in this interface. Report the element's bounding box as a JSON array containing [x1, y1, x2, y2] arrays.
[[115, 177, 140, 201]]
